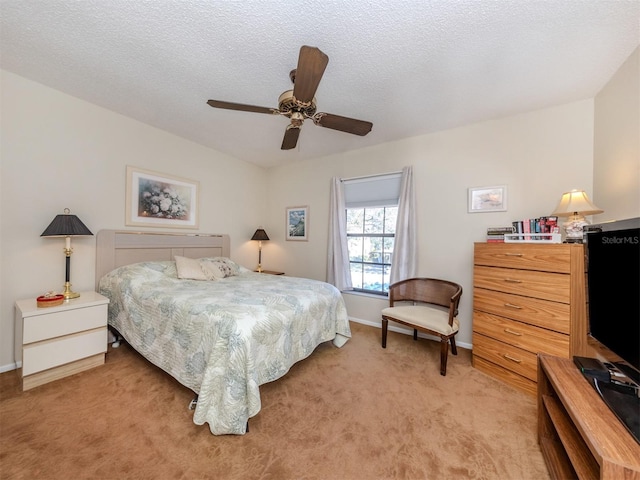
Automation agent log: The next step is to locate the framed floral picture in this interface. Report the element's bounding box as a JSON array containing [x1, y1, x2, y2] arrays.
[[468, 185, 507, 213], [286, 206, 308, 241], [125, 166, 199, 228]]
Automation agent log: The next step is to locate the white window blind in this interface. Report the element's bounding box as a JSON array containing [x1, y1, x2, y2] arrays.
[[343, 173, 402, 208]]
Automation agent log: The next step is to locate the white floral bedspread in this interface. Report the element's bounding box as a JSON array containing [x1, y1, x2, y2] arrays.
[[98, 261, 351, 435]]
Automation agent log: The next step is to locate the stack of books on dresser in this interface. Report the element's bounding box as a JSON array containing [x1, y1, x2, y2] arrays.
[[486, 226, 515, 243], [511, 216, 559, 239], [508, 216, 561, 242]]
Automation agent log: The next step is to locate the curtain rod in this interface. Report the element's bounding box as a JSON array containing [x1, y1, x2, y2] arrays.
[[340, 170, 402, 182]]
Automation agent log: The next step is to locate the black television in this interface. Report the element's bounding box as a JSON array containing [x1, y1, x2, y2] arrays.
[[584, 217, 640, 380], [582, 217, 640, 444]]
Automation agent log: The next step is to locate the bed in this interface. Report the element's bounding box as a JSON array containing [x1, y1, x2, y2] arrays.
[[95, 230, 351, 435]]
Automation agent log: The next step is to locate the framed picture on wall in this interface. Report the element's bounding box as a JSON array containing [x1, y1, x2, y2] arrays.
[[468, 185, 507, 213], [286, 206, 308, 241], [125, 166, 199, 228]]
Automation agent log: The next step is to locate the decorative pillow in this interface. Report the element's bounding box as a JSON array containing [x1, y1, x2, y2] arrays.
[[200, 259, 226, 280], [200, 257, 241, 280], [174, 255, 207, 280], [200, 258, 233, 280]]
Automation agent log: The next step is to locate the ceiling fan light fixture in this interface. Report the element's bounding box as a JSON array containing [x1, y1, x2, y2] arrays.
[[290, 112, 304, 127]]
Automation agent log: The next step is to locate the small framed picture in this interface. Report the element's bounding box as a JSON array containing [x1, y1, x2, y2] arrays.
[[286, 206, 308, 241], [468, 185, 507, 213], [125, 166, 199, 228]]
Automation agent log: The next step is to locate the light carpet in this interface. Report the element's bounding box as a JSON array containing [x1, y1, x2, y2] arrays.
[[0, 322, 549, 479]]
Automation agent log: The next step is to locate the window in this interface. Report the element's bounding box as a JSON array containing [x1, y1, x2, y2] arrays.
[[343, 172, 402, 295], [346, 206, 398, 294]]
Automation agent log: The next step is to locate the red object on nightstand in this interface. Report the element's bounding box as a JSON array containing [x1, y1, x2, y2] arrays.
[[36, 294, 65, 308]]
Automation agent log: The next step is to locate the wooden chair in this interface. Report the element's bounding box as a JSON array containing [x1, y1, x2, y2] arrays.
[[381, 278, 463, 376]]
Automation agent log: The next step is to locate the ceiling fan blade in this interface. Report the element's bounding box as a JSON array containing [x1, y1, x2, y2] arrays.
[[292, 46, 329, 104], [281, 126, 301, 150], [207, 99, 275, 115], [314, 113, 373, 136]]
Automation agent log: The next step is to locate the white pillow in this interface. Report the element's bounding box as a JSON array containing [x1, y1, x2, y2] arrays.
[[174, 255, 207, 280], [200, 258, 236, 280]]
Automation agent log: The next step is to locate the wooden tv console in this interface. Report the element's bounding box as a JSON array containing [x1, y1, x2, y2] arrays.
[[538, 354, 640, 479]]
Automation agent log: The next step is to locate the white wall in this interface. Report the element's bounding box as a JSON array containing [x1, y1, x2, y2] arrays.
[[265, 99, 596, 347], [0, 69, 613, 370], [0, 70, 268, 369], [594, 46, 640, 222]]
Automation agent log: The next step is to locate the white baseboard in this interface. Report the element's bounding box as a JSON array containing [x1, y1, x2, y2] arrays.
[[0, 361, 20, 374], [349, 316, 472, 350]]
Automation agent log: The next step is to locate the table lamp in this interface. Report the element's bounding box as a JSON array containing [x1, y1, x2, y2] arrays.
[[41, 208, 93, 299], [251, 228, 269, 273], [552, 190, 603, 243]]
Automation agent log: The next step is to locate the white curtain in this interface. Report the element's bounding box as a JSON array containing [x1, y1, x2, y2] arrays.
[[390, 166, 417, 284], [327, 177, 352, 291]]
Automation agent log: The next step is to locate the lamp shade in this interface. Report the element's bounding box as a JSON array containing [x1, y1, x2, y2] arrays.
[[552, 190, 603, 217], [251, 228, 269, 241], [41, 209, 93, 237]]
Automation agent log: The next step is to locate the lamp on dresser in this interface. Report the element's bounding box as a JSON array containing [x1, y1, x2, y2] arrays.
[[552, 189, 603, 243], [41, 208, 93, 299], [251, 227, 270, 273]]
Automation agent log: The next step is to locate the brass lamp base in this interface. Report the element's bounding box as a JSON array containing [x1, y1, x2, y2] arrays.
[[256, 244, 264, 272], [62, 282, 80, 299]]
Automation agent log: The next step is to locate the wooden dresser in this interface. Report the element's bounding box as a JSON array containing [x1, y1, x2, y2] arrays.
[[472, 242, 587, 395]]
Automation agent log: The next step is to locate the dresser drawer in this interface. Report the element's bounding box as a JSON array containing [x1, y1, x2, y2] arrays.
[[473, 311, 569, 357], [22, 327, 107, 376], [473, 288, 570, 333], [473, 356, 537, 396], [474, 243, 571, 273], [473, 333, 538, 381], [474, 266, 570, 303], [23, 304, 107, 344]]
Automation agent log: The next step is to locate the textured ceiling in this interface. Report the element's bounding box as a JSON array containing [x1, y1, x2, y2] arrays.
[[1, 1, 639, 168]]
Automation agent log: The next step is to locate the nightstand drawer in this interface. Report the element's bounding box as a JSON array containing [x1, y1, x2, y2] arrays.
[[473, 333, 538, 381], [473, 311, 569, 357], [474, 266, 570, 303], [22, 327, 107, 376], [473, 288, 570, 334], [23, 304, 107, 344], [474, 243, 571, 273]]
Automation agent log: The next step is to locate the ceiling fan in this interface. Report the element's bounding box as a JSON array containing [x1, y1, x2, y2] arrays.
[[207, 45, 373, 150]]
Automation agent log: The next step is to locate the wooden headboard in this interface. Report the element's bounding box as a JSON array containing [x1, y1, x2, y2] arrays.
[[95, 230, 230, 288]]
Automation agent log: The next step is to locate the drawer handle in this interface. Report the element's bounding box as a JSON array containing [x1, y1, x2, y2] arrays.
[[504, 328, 523, 336], [504, 278, 522, 283], [504, 253, 523, 257], [504, 303, 522, 309], [503, 354, 522, 363]]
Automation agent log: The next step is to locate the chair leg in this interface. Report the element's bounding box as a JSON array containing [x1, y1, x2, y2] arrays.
[[413, 329, 418, 341], [381, 318, 388, 348], [440, 338, 449, 376], [450, 336, 458, 356]]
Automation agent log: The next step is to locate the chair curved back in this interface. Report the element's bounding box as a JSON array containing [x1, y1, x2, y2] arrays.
[[389, 278, 462, 325], [382, 277, 463, 376]]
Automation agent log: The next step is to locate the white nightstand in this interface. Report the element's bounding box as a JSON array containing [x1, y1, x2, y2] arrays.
[[14, 291, 109, 391]]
